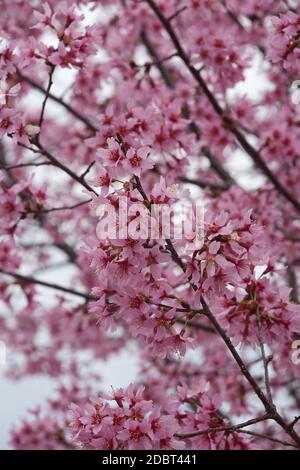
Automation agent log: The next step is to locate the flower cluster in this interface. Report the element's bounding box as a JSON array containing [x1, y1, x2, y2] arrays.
[[183, 209, 267, 296], [216, 278, 300, 347], [267, 12, 300, 75], [69, 384, 184, 450], [176, 383, 252, 450], [30, 2, 98, 69]]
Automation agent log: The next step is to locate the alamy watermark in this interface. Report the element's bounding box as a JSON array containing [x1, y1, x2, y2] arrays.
[[290, 80, 300, 105], [291, 340, 300, 365], [0, 78, 20, 106], [96, 196, 204, 249]]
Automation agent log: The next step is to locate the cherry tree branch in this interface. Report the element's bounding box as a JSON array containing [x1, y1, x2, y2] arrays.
[[201, 146, 235, 186], [1, 161, 53, 171], [0, 268, 96, 301], [140, 29, 176, 89], [175, 414, 270, 439], [1, 269, 214, 335], [255, 306, 274, 404], [167, 6, 188, 23], [237, 430, 298, 448], [179, 176, 230, 191], [23, 198, 92, 215], [175, 317, 215, 333], [32, 139, 98, 196], [145, 0, 300, 213], [38, 65, 55, 131], [0, 144, 78, 264], [133, 172, 300, 446], [200, 297, 300, 447]]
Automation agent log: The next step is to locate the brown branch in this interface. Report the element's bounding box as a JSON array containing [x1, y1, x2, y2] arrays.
[[0, 268, 96, 301], [175, 317, 215, 333], [179, 176, 229, 191], [200, 296, 300, 447], [287, 265, 299, 303], [255, 306, 273, 404], [1, 161, 53, 171], [140, 29, 175, 89], [0, 143, 77, 264], [80, 161, 96, 179], [238, 430, 297, 448], [225, 7, 245, 30], [201, 146, 234, 186], [32, 140, 98, 196], [167, 6, 188, 23], [175, 414, 269, 439], [38, 65, 55, 130], [23, 198, 92, 215], [17, 70, 97, 133], [200, 297, 274, 412], [165, 238, 187, 272], [289, 415, 300, 429], [21, 241, 77, 263]]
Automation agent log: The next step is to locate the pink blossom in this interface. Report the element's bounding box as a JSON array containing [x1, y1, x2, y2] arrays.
[[2, 0, 300, 452], [124, 146, 153, 176]]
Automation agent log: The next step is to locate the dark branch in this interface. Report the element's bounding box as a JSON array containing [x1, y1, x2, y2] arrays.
[[0, 269, 96, 301], [17, 70, 97, 133]]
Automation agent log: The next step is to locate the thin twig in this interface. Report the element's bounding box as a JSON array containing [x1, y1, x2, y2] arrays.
[[140, 29, 175, 89], [38, 65, 55, 130], [0, 269, 96, 301], [23, 198, 92, 215], [201, 146, 234, 186], [0, 161, 53, 170], [167, 6, 188, 23], [238, 430, 297, 448], [80, 161, 96, 179], [175, 317, 215, 333], [33, 140, 98, 195], [179, 176, 229, 191], [255, 306, 273, 404], [17, 69, 97, 133], [175, 414, 269, 439]]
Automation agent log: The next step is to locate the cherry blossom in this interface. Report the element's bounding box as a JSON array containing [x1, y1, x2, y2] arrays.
[[1, 0, 300, 452]]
